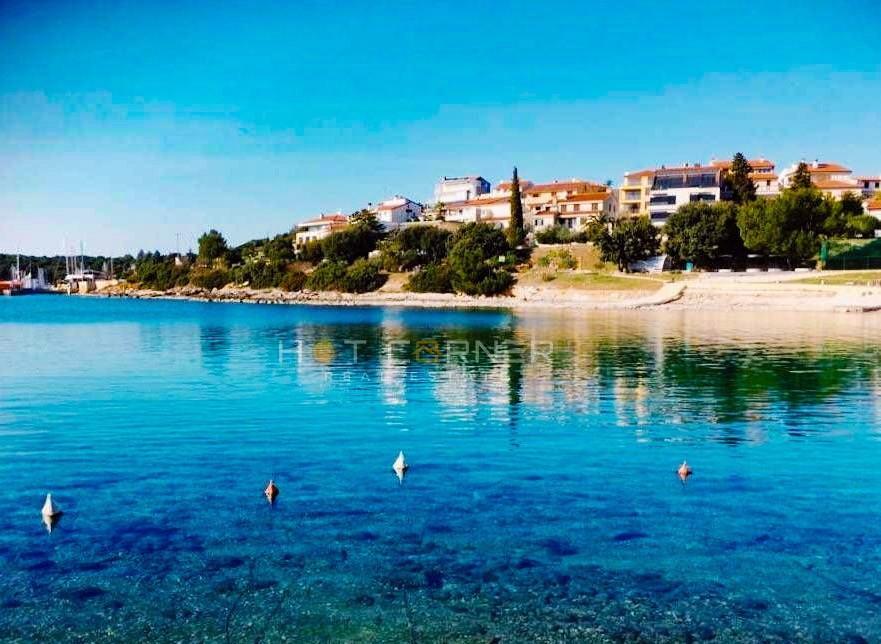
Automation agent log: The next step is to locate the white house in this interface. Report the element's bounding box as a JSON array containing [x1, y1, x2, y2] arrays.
[[294, 214, 349, 246], [434, 176, 491, 204], [443, 196, 510, 228], [373, 196, 424, 231], [778, 160, 862, 199], [648, 164, 723, 226]]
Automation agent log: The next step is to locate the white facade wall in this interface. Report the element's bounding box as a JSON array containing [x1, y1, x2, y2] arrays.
[[434, 177, 490, 204], [375, 198, 424, 231], [647, 187, 721, 226]]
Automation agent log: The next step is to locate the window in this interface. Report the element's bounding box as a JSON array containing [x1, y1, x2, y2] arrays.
[[561, 205, 567, 212], [535, 218, 544, 227], [650, 194, 676, 206], [573, 204, 580, 212], [591, 203, 599, 211]]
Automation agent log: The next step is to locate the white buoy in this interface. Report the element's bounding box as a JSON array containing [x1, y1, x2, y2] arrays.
[[392, 451, 409, 482], [41, 493, 63, 532]]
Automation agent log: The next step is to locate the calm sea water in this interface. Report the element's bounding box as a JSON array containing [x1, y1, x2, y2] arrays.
[[1, 296, 881, 642]]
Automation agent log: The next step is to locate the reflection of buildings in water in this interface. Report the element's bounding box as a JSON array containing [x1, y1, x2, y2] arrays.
[[380, 343, 407, 406], [613, 378, 650, 427]]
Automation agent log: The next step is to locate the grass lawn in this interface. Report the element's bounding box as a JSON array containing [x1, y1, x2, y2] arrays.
[[516, 270, 669, 291], [795, 271, 881, 286]]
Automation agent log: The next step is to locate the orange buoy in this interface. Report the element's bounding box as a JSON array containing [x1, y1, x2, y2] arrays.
[[677, 461, 693, 482], [264, 480, 279, 503]]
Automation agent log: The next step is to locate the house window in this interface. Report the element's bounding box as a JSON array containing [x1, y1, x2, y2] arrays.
[[573, 204, 580, 212], [591, 203, 599, 211], [561, 205, 567, 212], [535, 218, 544, 227]]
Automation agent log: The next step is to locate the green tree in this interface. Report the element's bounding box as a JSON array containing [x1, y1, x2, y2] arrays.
[[349, 209, 385, 236], [321, 225, 377, 264], [663, 202, 745, 268], [595, 216, 660, 272], [738, 188, 828, 266], [449, 223, 513, 295], [197, 230, 228, 264], [726, 152, 756, 204], [507, 167, 525, 247], [790, 162, 813, 190], [379, 226, 452, 271], [838, 192, 864, 219]]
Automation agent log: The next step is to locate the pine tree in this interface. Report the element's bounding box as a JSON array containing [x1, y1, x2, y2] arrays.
[[790, 162, 813, 190], [728, 152, 756, 204], [507, 167, 525, 247]]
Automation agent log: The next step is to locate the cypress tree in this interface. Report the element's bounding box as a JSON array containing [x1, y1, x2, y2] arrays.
[[790, 162, 813, 190], [728, 152, 756, 204], [507, 167, 525, 247]]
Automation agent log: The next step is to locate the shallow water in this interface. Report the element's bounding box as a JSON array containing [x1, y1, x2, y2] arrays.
[[1, 296, 881, 642]]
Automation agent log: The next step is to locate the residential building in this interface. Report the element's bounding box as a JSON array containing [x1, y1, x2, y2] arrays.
[[294, 214, 349, 246], [434, 176, 491, 204], [373, 196, 424, 231], [710, 157, 779, 197], [648, 164, 723, 226], [778, 160, 862, 199], [443, 195, 510, 228], [532, 191, 619, 231], [619, 170, 655, 216], [856, 176, 881, 199], [867, 195, 881, 221]]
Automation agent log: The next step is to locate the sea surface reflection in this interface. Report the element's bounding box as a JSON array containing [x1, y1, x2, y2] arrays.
[[1, 297, 880, 641]]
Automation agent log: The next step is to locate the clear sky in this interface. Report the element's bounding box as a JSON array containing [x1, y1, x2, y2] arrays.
[[1, 0, 880, 255]]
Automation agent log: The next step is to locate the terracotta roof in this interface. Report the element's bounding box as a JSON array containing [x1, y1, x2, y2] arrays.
[[712, 158, 776, 170], [495, 180, 534, 191], [298, 214, 348, 227], [814, 180, 861, 190], [855, 176, 881, 182], [463, 196, 510, 206], [749, 173, 778, 180], [528, 180, 606, 193], [560, 192, 612, 203], [655, 165, 720, 175], [623, 169, 655, 178], [867, 196, 881, 210], [806, 162, 851, 173]]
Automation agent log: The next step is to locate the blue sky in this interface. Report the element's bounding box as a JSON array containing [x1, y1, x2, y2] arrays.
[[1, 0, 880, 255]]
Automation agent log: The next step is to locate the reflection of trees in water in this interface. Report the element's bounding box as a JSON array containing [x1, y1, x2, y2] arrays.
[[200, 326, 231, 375], [276, 318, 880, 444]]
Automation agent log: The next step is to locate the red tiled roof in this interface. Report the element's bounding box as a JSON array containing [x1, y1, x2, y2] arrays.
[[655, 165, 721, 175], [561, 192, 611, 203], [749, 173, 778, 180], [463, 196, 510, 206], [807, 162, 851, 173], [867, 196, 881, 210], [624, 169, 655, 178], [855, 176, 881, 182], [495, 180, 534, 191], [712, 158, 776, 170], [528, 180, 606, 193], [298, 214, 348, 226], [814, 180, 860, 190]]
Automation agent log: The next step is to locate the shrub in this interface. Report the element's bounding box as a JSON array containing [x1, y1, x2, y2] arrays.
[[298, 239, 324, 264], [340, 259, 385, 293], [321, 224, 377, 264], [448, 223, 514, 296], [279, 271, 307, 292], [846, 215, 881, 238], [406, 263, 454, 293], [304, 261, 348, 291], [535, 226, 589, 245], [379, 226, 452, 271], [538, 248, 577, 271], [190, 269, 231, 290], [595, 217, 660, 272]]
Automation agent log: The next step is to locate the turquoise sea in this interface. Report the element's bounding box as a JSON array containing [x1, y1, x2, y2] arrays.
[[1, 295, 881, 642]]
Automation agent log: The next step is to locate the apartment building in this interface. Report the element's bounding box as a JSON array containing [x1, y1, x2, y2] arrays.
[[647, 164, 723, 226], [619, 170, 655, 216], [434, 176, 491, 204], [532, 191, 619, 231], [856, 176, 881, 199]]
